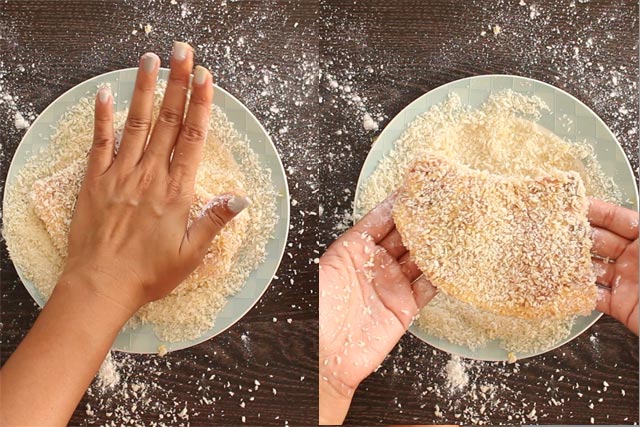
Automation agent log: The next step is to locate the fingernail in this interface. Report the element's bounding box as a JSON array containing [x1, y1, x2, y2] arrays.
[[194, 66, 208, 85], [173, 41, 189, 61], [141, 52, 159, 73], [228, 195, 251, 213], [97, 87, 111, 104]]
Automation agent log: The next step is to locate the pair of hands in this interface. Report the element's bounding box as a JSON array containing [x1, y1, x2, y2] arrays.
[[319, 195, 639, 425], [2, 40, 637, 427], [79, 53, 640, 425]]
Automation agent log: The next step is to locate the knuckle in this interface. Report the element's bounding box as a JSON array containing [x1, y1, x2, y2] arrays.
[[81, 176, 101, 193], [206, 207, 226, 230], [135, 79, 156, 94], [614, 240, 627, 258], [181, 124, 207, 144], [605, 267, 615, 284], [602, 205, 617, 227], [125, 116, 151, 133], [189, 93, 211, 106], [165, 175, 184, 200], [169, 72, 190, 88], [95, 114, 112, 125], [138, 169, 155, 190], [92, 136, 113, 150], [157, 108, 184, 127]]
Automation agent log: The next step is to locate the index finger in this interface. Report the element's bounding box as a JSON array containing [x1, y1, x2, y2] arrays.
[[116, 52, 160, 168], [588, 199, 639, 241]]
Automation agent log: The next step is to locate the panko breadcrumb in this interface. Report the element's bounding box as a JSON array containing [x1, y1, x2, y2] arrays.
[[393, 155, 596, 320]]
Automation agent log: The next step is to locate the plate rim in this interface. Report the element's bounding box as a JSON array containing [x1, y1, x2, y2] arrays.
[[353, 73, 638, 361], [3, 67, 291, 354]]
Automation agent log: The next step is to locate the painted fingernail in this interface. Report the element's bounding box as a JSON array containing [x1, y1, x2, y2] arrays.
[[227, 195, 251, 213], [173, 41, 189, 61], [97, 87, 111, 104], [194, 66, 208, 85], [141, 52, 159, 73]]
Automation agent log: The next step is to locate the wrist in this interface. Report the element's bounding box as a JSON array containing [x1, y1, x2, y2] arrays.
[[319, 372, 356, 425], [55, 268, 140, 322]]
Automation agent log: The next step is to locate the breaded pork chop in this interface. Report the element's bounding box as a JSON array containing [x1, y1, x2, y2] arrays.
[[29, 157, 249, 282], [393, 155, 596, 319]]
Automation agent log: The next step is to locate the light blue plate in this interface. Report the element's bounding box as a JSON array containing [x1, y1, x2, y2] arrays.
[[4, 68, 290, 354], [354, 74, 638, 361]]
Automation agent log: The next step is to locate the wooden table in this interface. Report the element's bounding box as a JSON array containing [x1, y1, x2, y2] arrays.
[[2, 0, 639, 425], [319, 0, 638, 425], [0, 1, 317, 425]]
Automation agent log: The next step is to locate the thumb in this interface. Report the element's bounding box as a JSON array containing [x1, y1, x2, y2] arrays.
[[183, 193, 251, 257]]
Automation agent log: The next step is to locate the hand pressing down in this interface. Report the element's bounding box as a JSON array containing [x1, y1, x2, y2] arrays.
[[65, 49, 249, 315], [319, 194, 436, 425], [0, 43, 249, 427], [589, 199, 639, 335]]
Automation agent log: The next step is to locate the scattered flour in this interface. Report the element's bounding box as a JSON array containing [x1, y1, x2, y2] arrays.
[[13, 111, 29, 129], [444, 355, 469, 391], [97, 353, 121, 390], [362, 112, 379, 131], [0, 70, 35, 134]]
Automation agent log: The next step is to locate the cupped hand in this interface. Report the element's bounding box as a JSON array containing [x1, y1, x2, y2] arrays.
[[62, 43, 249, 315], [319, 194, 436, 405], [589, 199, 639, 335]]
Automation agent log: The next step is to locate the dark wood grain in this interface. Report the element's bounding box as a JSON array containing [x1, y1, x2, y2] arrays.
[[2, 0, 639, 425], [319, 0, 639, 425], [0, 1, 318, 425]]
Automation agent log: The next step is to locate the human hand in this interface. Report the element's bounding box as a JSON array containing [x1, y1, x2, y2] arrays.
[[589, 199, 639, 335], [1, 43, 253, 427], [318, 194, 436, 424], [62, 43, 249, 316]]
